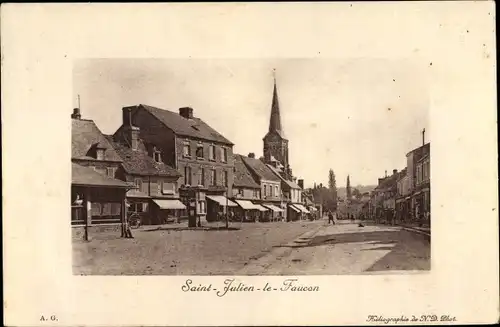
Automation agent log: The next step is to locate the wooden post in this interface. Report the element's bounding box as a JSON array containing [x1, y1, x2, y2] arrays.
[[121, 192, 128, 237], [84, 188, 91, 242]]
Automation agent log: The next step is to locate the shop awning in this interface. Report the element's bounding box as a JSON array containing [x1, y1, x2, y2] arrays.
[[206, 195, 238, 207], [235, 200, 257, 210], [308, 206, 317, 212], [153, 199, 186, 210], [289, 205, 300, 213], [252, 204, 269, 212], [263, 203, 284, 212], [294, 204, 310, 213]]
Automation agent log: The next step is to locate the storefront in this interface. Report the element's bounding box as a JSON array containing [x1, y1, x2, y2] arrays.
[[262, 203, 284, 222], [206, 195, 238, 222], [151, 199, 187, 224], [71, 163, 130, 241]]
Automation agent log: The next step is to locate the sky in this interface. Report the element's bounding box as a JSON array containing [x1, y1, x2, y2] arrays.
[[73, 58, 429, 188]]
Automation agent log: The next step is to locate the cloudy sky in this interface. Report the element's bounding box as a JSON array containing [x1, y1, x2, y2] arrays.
[[73, 58, 429, 188]]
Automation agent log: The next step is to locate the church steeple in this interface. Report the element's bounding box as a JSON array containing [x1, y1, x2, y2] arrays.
[[263, 70, 291, 179], [268, 70, 285, 138]]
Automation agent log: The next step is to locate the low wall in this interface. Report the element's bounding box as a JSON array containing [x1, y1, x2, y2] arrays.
[[72, 224, 121, 241]]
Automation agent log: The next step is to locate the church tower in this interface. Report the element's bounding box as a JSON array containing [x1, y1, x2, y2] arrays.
[[263, 71, 292, 180]]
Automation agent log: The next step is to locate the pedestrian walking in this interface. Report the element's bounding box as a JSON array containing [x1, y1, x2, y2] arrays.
[[328, 211, 335, 224]]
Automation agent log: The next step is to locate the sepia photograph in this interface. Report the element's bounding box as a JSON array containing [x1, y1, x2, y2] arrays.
[[3, 3, 497, 326], [71, 58, 430, 276]]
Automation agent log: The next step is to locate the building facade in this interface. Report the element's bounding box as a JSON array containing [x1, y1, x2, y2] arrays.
[[406, 142, 430, 223], [106, 123, 184, 225], [113, 105, 235, 223], [71, 108, 130, 240]]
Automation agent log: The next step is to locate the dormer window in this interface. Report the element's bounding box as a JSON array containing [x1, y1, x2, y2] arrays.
[[152, 146, 162, 163], [96, 149, 105, 160]]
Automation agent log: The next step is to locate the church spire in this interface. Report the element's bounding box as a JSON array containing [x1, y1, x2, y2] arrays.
[[268, 69, 284, 138]]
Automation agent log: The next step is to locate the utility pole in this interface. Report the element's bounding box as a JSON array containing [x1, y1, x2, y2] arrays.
[[422, 128, 426, 146]]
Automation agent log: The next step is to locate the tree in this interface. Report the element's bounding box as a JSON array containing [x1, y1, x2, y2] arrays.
[[328, 169, 338, 211], [346, 175, 351, 200]]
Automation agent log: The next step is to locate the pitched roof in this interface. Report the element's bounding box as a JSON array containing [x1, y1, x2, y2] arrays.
[[137, 104, 233, 145], [266, 78, 285, 139], [71, 163, 129, 188], [241, 156, 281, 182], [72, 118, 122, 162], [266, 164, 301, 189], [106, 136, 181, 178], [233, 154, 260, 189]]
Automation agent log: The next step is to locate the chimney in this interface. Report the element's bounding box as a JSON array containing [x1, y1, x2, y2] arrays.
[[393, 169, 398, 175], [71, 108, 81, 119], [122, 107, 133, 126], [125, 126, 140, 150], [179, 107, 194, 119], [385, 170, 388, 177], [248, 152, 255, 158], [298, 179, 304, 189]]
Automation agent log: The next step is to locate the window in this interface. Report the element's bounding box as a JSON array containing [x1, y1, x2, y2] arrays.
[[222, 170, 228, 187], [153, 151, 162, 163], [209, 145, 216, 160], [264, 185, 267, 197], [196, 144, 204, 159], [221, 147, 228, 162], [162, 181, 175, 195], [96, 149, 105, 160], [134, 178, 143, 190], [130, 202, 144, 213], [106, 167, 115, 177], [211, 169, 216, 186], [238, 188, 244, 196], [198, 168, 205, 186], [184, 166, 192, 185], [183, 141, 191, 157]]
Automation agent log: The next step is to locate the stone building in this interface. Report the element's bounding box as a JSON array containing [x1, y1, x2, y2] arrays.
[[112, 104, 235, 223], [105, 128, 184, 225]]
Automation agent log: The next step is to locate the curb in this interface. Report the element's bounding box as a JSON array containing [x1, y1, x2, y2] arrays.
[[401, 226, 431, 241]]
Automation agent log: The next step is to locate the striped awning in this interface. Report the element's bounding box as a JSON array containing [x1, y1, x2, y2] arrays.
[[252, 204, 269, 212], [235, 200, 256, 210], [153, 199, 186, 210], [289, 205, 300, 213], [263, 203, 284, 212], [294, 204, 310, 214], [206, 195, 238, 207]]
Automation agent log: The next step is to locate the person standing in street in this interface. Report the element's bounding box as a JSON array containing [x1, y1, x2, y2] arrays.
[[328, 211, 335, 224]]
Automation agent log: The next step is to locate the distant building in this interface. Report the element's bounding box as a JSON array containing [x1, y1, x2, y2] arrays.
[[240, 153, 284, 221], [232, 154, 268, 221]]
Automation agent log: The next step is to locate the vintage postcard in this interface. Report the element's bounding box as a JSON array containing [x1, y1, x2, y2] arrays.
[[2, 2, 498, 326]]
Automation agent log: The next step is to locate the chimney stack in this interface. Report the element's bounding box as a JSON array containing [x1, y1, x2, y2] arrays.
[[248, 152, 255, 158], [298, 179, 304, 189], [385, 170, 388, 177], [71, 108, 81, 119], [179, 107, 194, 119], [393, 169, 398, 175], [122, 107, 133, 126]]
